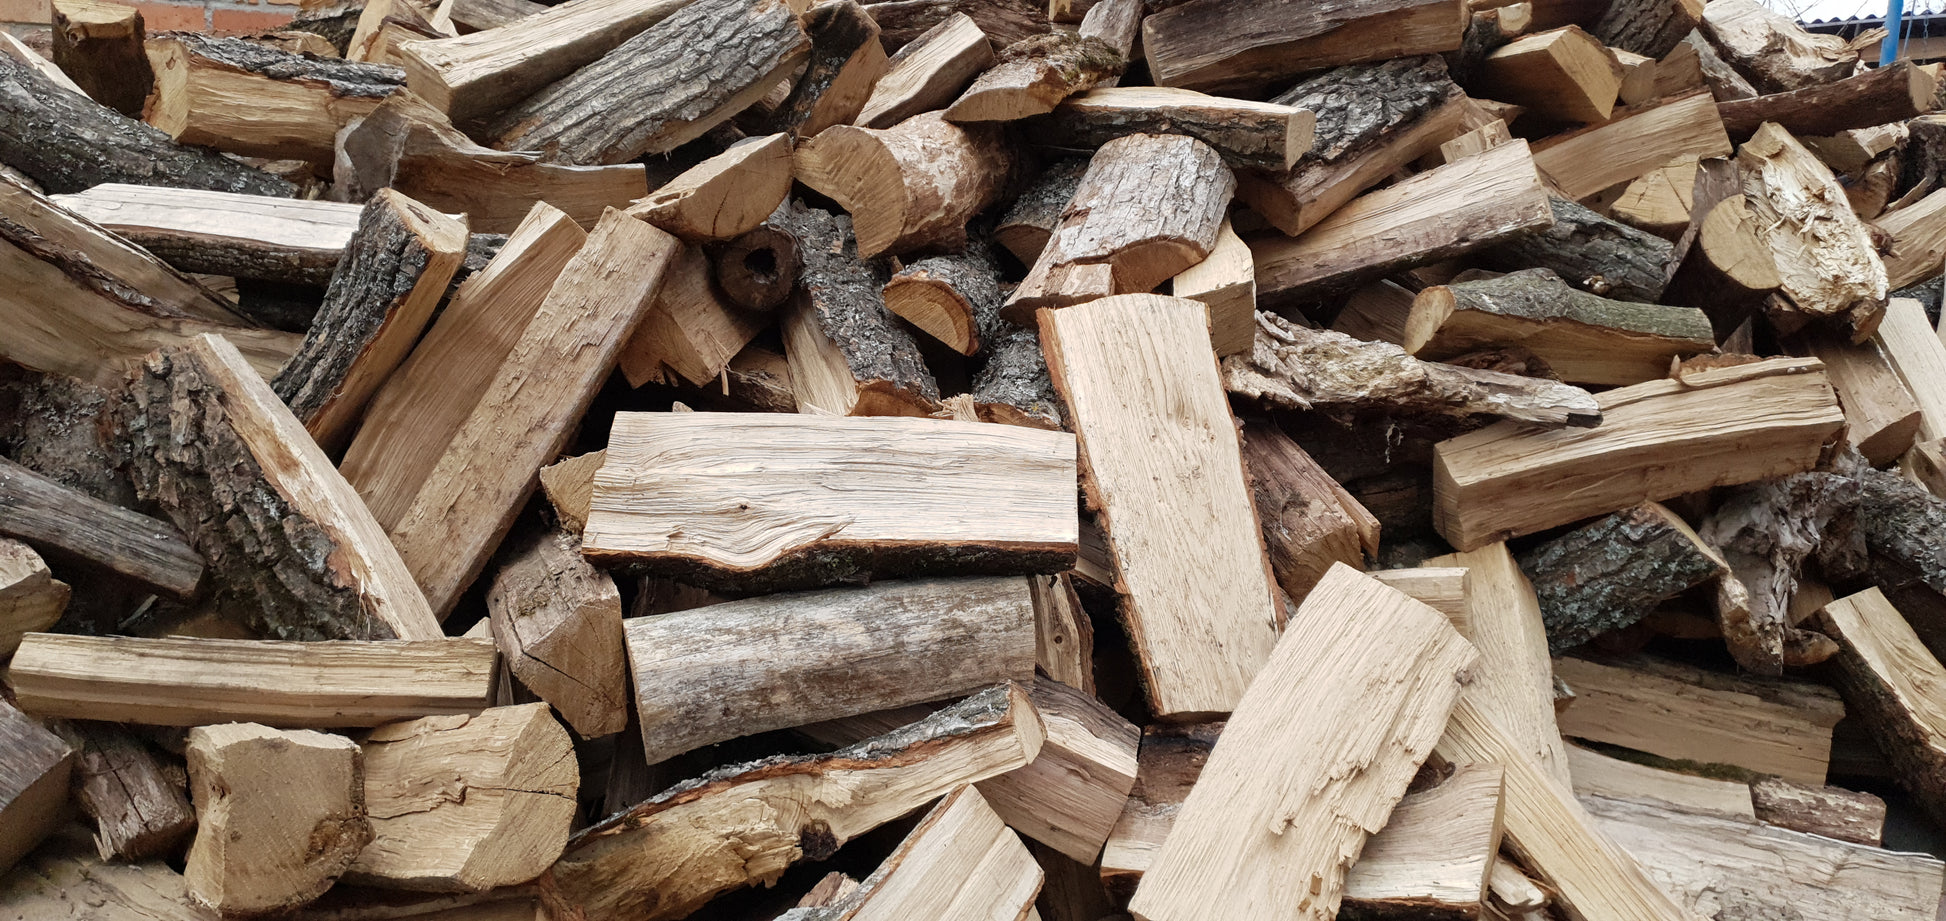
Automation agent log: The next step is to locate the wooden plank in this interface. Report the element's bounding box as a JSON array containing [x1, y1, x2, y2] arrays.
[[1530, 93, 1732, 201]]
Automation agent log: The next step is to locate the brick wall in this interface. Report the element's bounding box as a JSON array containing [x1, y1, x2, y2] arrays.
[[3, 0, 298, 37]]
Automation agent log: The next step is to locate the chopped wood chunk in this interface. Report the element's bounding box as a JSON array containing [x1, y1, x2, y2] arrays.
[[995, 155, 1085, 264], [0, 699, 72, 876], [0, 540, 65, 657], [795, 111, 1018, 257], [1698, 470, 1862, 674], [1141, 0, 1469, 94], [69, 724, 195, 862], [1785, 333, 1922, 466], [619, 242, 766, 387], [764, 1, 888, 137], [1700, 0, 1855, 94], [1479, 197, 1677, 304], [485, 530, 628, 739], [883, 237, 1005, 355], [627, 133, 792, 241], [1482, 26, 1622, 123], [856, 11, 993, 129], [1875, 188, 1946, 291], [1717, 61, 1939, 140], [863, 0, 1045, 52], [1593, 0, 1702, 57], [1740, 122, 1890, 341], [50, 0, 150, 117], [944, 32, 1122, 122], [1819, 587, 1946, 828], [1530, 92, 1731, 201], [1565, 743, 1757, 818], [977, 678, 1138, 864], [1518, 502, 1726, 651], [144, 34, 402, 165], [1749, 776, 1886, 846], [1242, 422, 1378, 603], [1029, 574, 1093, 693], [1041, 87, 1315, 171]]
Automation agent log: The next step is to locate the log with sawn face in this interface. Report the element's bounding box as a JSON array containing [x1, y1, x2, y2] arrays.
[[794, 111, 1018, 258], [1739, 122, 1889, 342], [49, 0, 151, 117], [143, 33, 403, 165], [582, 413, 1076, 590], [856, 11, 994, 129]]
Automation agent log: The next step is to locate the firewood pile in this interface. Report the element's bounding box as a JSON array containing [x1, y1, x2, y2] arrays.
[[9, 0, 1946, 917]]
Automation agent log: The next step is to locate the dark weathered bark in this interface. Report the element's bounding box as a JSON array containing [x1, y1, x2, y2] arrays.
[[1480, 197, 1676, 303], [973, 325, 1064, 429], [1820, 463, 1946, 659], [862, 0, 1047, 52], [1444, 5, 1524, 85], [0, 456, 203, 600], [163, 32, 403, 97], [780, 202, 941, 413], [995, 155, 1087, 265], [1241, 422, 1376, 602], [1699, 472, 1859, 675], [1035, 86, 1311, 171], [0, 53, 293, 196], [884, 236, 1005, 355], [1749, 777, 1886, 846], [68, 723, 195, 861], [1140, 0, 1471, 94], [1224, 311, 1603, 429], [1594, 0, 1702, 57], [285, 2, 364, 54], [1898, 115, 1946, 204], [764, 0, 884, 137], [488, 0, 810, 165], [1518, 503, 1726, 652], [233, 279, 325, 333], [50, 0, 152, 117], [714, 206, 801, 313], [943, 32, 1124, 122], [1718, 62, 1939, 140]]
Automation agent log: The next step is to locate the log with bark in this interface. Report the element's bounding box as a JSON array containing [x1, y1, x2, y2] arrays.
[[0, 456, 203, 601], [1593, 0, 1702, 57], [50, 0, 150, 117], [943, 32, 1123, 122], [485, 529, 628, 739], [794, 111, 1017, 258], [1479, 197, 1676, 303], [1699, 0, 1856, 94], [1140, 0, 1470, 94], [1739, 121, 1889, 341], [1749, 776, 1887, 845], [1038, 87, 1316, 171], [1698, 471, 1861, 674], [994, 154, 1086, 264], [619, 242, 766, 387], [976, 678, 1138, 863], [1517, 502, 1727, 651], [1241, 423, 1380, 604], [972, 323, 1064, 429], [1818, 463, 1946, 657], [1717, 61, 1939, 140], [882, 235, 1005, 355], [51, 184, 363, 286], [856, 11, 993, 128], [65, 724, 195, 863], [761, 1, 886, 137], [862, 0, 1045, 51], [143, 34, 403, 165]]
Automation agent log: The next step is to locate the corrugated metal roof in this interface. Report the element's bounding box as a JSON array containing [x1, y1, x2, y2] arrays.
[[1769, 0, 1946, 25]]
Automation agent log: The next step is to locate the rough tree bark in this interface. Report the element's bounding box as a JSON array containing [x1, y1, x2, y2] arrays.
[[1518, 503, 1726, 652], [1480, 197, 1676, 303], [1699, 472, 1858, 674]]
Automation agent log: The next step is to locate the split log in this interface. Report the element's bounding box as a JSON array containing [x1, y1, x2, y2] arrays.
[[537, 451, 603, 536], [1717, 62, 1939, 140], [763, 1, 886, 137], [1583, 793, 1944, 921], [776, 785, 1040, 921], [271, 189, 468, 452], [120, 334, 440, 640], [1668, 30, 1754, 101], [1785, 333, 1919, 464], [1517, 503, 1725, 651], [1698, 471, 1862, 674], [448, 0, 547, 31], [397, 0, 694, 122], [1592, 0, 1701, 57], [485, 530, 628, 739], [1140, 0, 1470, 94], [1481, 26, 1622, 123], [336, 92, 648, 234], [347, 0, 449, 67], [943, 32, 1121, 122], [883, 237, 1005, 355], [626, 133, 791, 241], [382, 210, 677, 618], [1876, 188, 1946, 291], [863, 0, 1043, 51], [583, 413, 1075, 588], [536, 684, 1045, 921], [0, 700, 72, 876], [1331, 280, 1417, 344], [1444, 1, 1532, 85], [0, 178, 298, 385], [1005, 134, 1233, 316], [621, 242, 764, 388], [1041, 294, 1283, 718], [1552, 655, 1844, 784], [346, 703, 576, 891], [995, 155, 1085, 264], [1223, 312, 1603, 428], [794, 111, 1017, 257], [1039, 87, 1316, 171], [183, 723, 370, 916], [342, 202, 586, 529], [1252, 140, 1554, 305], [144, 34, 402, 165], [6, 634, 497, 728], [1241, 422, 1379, 603], [856, 11, 992, 129], [1127, 565, 1477, 921], [1431, 356, 1844, 550], [1873, 297, 1946, 441], [51, 184, 362, 286], [1369, 566, 1469, 625], [0, 30, 82, 96], [1406, 269, 1711, 386], [1611, 156, 1698, 237], [1819, 587, 1946, 828], [0, 457, 202, 601], [964, 678, 1138, 863], [1530, 92, 1732, 201], [1029, 574, 1092, 693], [1699, 0, 1855, 94], [1819, 461, 1946, 657], [0, 541, 65, 656], [776, 203, 942, 415], [1749, 776, 1886, 845], [0, 50, 294, 196], [1479, 197, 1676, 303], [68, 724, 195, 862], [1236, 55, 1467, 237], [50, 0, 150, 117], [486, 0, 810, 165], [714, 211, 801, 312], [1664, 193, 1782, 335], [1739, 121, 1889, 341], [1564, 743, 1757, 817], [972, 325, 1064, 429], [1171, 217, 1257, 356], [1614, 48, 1659, 104]]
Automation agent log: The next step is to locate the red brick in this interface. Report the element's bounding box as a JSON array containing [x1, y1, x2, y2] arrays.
[[0, 0, 51, 25], [132, 0, 205, 30], [209, 5, 289, 30]]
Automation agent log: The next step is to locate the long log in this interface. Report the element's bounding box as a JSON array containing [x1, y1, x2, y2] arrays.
[[0, 457, 202, 601], [1038, 87, 1316, 171], [1517, 503, 1726, 651], [52, 184, 362, 286], [1140, 0, 1469, 94], [1529, 92, 1731, 201], [1718, 61, 1938, 139], [794, 111, 1018, 258], [143, 33, 403, 165], [1480, 197, 1676, 304], [943, 32, 1122, 122]]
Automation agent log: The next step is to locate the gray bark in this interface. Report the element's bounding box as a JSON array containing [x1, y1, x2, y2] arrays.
[[1519, 504, 1726, 652], [1482, 197, 1676, 303]]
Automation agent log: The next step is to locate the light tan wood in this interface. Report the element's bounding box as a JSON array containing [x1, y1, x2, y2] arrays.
[[943, 32, 1122, 122], [7, 634, 497, 728], [583, 413, 1075, 585], [795, 111, 1015, 257], [1874, 297, 1946, 442], [1170, 217, 1256, 356], [51, 184, 365, 285], [1612, 48, 1657, 105], [0, 699, 71, 877], [617, 242, 764, 388], [1040, 294, 1282, 719], [0, 29, 82, 96], [1345, 762, 1505, 917], [1530, 93, 1732, 200], [1875, 188, 1946, 291], [1611, 156, 1698, 238], [1331, 279, 1417, 344], [1564, 744, 1757, 818], [1044, 86, 1316, 171], [1128, 565, 1476, 921], [144, 34, 400, 165], [0, 540, 65, 657], [978, 678, 1139, 864], [1030, 573, 1093, 694], [787, 785, 1042, 921], [184, 723, 370, 916], [1432, 357, 1845, 550], [627, 133, 791, 241], [485, 530, 627, 739], [1488, 858, 1550, 914], [1786, 331, 1923, 465], [1551, 656, 1844, 784], [1740, 121, 1889, 341], [1818, 587, 1946, 827], [346, 703, 577, 891], [1699, 0, 1854, 93], [343, 202, 587, 531], [855, 11, 993, 129], [539, 450, 604, 535], [1370, 567, 1470, 626], [387, 209, 678, 618], [1439, 118, 1512, 163], [1483, 26, 1621, 123]]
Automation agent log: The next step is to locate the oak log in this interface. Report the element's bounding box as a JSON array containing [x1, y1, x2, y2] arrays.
[[1592, 0, 1702, 57], [943, 32, 1121, 122], [0, 699, 72, 877], [1140, 0, 1469, 95], [1784, 332, 1921, 465], [856, 11, 991, 128], [485, 530, 628, 739], [143, 34, 402, 165], [1739, 121, 1889, 341], [883, 236, 1006, 355], [1039, 87, 1316, 171], [994, 155, 1085, 264], [973, 323, 1065, 430], [50, 0, 150, 117], [0, 457, 201, 601], [69, 724, 195, 862], [0, 540, 65, 657], [1478, 197, 1676, 304], [52, 184, 362, 286], [1529, 92, 1732, 201], [626, 133, 791, 241], [1700, 0, 1855, 94], [1517, 503, 1726, 651], [1876, 187, 1946, 291], [1481, 26, 1622, 123], [1171, 217, 1257, 356], [794, 111, 1017, 258], [1717, 61, 1938, 140], [1241, 422, 1379, 603], [862, 0, 1045, 51]]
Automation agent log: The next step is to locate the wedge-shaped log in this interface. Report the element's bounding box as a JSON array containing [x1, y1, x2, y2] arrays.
[[1697, 471, 1858, 673], [626, 133, 791, 241], [0, 178, 297, 385], [584, 414, 1075, 588], [1030, 575, 1092, 692], [386, 210, 678, 618], [977, 678, 1138, 864], [0, 700, 71, 877], [1530, 92, 1732, 200], [120, 335, 440, 640], [69, 725, 195, 862], [7, 634, 497, 728], [1585, 793, 1943, 921], [1718, 61, 1938, 140], [943, 32, 1120, 122], [1141, 0, 1468, 94], [1041, 294, 1282, 718], [487, 0, 809, 165], [795, 111, 1017, 257], [1819, 587, 1946, 827], [1700, 0, 1855, 93], [1407, 269, 1712, 386], [145, 34, 402, 164], [1253, 140, 1554, 305], [272, 189, 468, 452], [1612, 156, 1698, 237], [0, 457, 202, 601], [1740, 122, 1888, 341], [1432, 356, 1844, 550], [346, 703, 577, 891], [777, 785, 1041, 921], [623, 578, 1034, 763], [1875, 188, 1946, 291], [1483, 26, 1621, 123], [1518, 503, 1726, 651], [51, 0, 151, 116], [0, 541, 65, 657], [1237, 55, 1466, 237], [1241, 422, 1378, 603], [1479, 197, 1676, 304], [764, 1, 887, 137], [619, 242, 765, 388], [52, 184, 362, 286], [856, 11, 992, 129], [486, 530, 627, 739], [1224, 312, 1602, 429], [537, 684, 1044, 921], [1552, 655, 1844, 784], [1128, 565, 1477, 921], [397, 0, 694, 122], [1171, 217, 1257, 356], [184, 723, 371, 916], [1565, 743, 1757, 818], [1784, 333, 1921, 465], [995, 155, 1085, 264], [1040, 87, 1315, 171]]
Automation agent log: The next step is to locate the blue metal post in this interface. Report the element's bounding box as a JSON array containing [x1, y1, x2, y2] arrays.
[[1884, 0, 1908, 66]]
